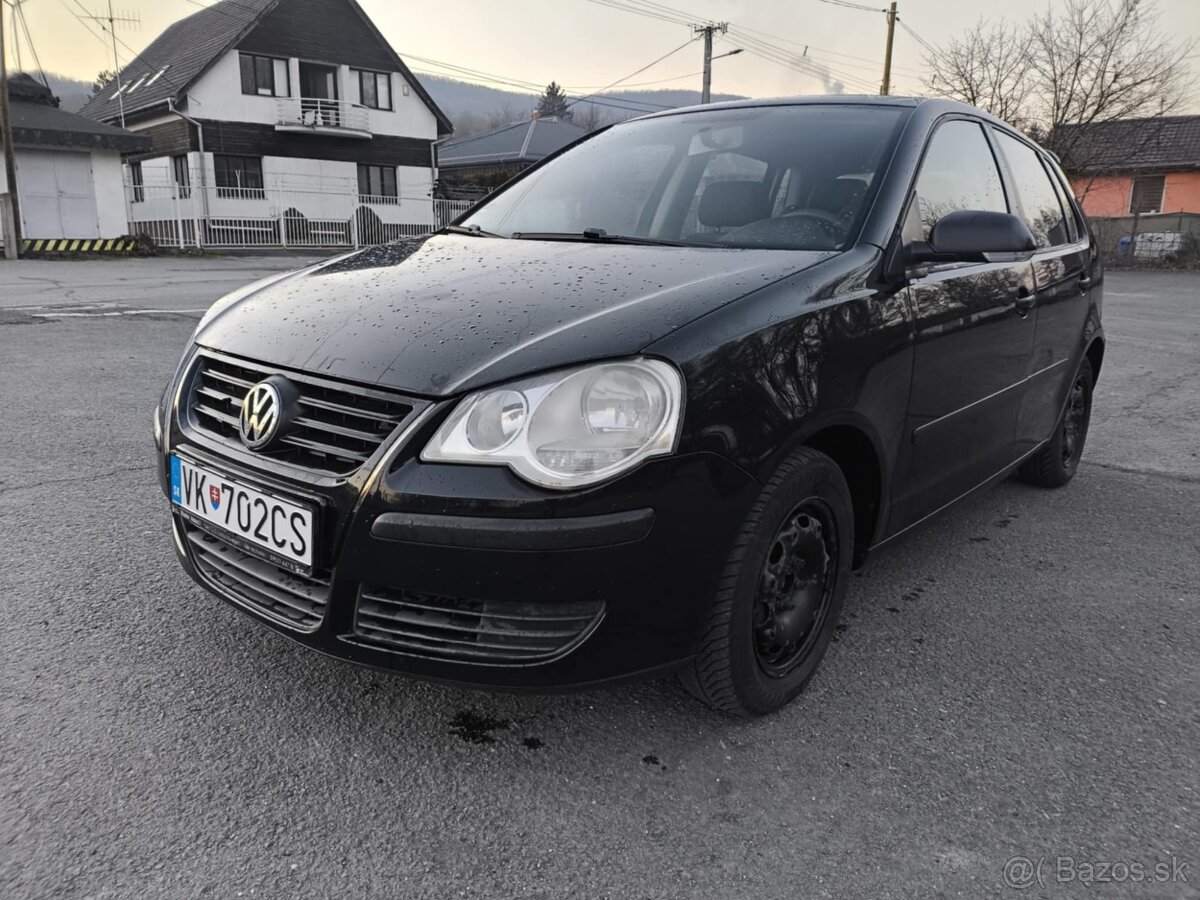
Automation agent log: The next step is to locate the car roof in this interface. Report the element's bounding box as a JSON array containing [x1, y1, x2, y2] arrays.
[[629, 94, 1046, 158]]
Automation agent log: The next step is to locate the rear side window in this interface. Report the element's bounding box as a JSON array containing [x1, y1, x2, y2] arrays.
[[992, 131, 1069, 248], [910, 120, 1008, 242]]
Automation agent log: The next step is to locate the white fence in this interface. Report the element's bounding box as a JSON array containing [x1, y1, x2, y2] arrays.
[[126, 172, 477, 250]]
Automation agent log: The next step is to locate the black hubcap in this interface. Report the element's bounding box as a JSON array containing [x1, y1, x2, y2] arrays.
[[1061, 377, 1088, 464], [753, 500, 837, 677]]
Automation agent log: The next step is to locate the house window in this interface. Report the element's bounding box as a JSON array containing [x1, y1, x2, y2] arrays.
[[356, 70, 392, 110], [358, 164, 397, 203], [1129, 175, 1165, 215], [239, 53, 289, 97], [214, 155, 265, 199], [172, 155, 191, 199], [129, 161, 144, 203]]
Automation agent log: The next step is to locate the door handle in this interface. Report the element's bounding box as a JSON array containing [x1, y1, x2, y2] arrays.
[[1015, 292, 1036, 314], [1078, 274, 1093, 291]]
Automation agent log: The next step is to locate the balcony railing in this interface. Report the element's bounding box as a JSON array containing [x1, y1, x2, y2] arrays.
[[275, 97, 371, 138]]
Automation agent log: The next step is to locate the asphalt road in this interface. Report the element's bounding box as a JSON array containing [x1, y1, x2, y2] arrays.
[[1, 262, 1197, 899]]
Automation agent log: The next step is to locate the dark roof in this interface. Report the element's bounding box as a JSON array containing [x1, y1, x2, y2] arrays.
[[11, 99, 150, 153], [438, 118, 587, 168], [78, 0, 273, 124], [1054, 115, 1200, 174], [77, 0, 451, 135]]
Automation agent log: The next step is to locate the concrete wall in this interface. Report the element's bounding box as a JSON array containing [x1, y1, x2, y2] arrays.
[[92, 151, 129, 237], [1073, 171, 1200, 218]]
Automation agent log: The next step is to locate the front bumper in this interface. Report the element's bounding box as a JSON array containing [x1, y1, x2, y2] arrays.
[[159, 397, 759, 690]]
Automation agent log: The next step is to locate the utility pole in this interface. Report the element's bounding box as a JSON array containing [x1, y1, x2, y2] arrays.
[[880, 1, 897, 96], [695, 22, 728, 104], [0, 2, 23, 257]]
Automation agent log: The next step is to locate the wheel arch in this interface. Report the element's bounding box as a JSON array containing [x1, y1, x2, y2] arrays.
[[1085, 336, 1105, 381], [762, 414, 888, 570]]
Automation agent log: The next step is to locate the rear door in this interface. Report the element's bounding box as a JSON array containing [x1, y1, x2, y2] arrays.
[[990, 130, 1092, 456], [890, 118, 1037, 529]]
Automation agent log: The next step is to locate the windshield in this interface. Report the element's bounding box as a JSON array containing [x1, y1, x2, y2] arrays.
[[461, 104, 908, 251]]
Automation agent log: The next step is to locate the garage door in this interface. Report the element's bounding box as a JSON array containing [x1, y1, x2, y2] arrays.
[[20, 151, 100, 240]]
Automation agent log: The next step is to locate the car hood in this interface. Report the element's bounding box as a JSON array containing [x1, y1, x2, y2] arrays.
[[196, 234, 834, 397]]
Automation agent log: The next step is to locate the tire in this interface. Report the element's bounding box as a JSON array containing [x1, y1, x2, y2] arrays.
[[1018, 358, 1094, 488], [682, 447, 854, 717]]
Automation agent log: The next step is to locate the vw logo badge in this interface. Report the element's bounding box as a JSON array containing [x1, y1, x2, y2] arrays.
[[239, 381, 282, 449]]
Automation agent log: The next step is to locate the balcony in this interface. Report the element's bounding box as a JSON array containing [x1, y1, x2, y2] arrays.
[[275, 97, 371, 139]]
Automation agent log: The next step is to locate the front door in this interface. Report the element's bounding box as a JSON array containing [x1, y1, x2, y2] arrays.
[[890, 119, 1036, 529]]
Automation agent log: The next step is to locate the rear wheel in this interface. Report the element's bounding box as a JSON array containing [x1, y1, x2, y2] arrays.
[[1018, 358, 1093, 488], [682, 447, 853, 716]]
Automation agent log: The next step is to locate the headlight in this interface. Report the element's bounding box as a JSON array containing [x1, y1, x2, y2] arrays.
[[421, 358, 683, 489]]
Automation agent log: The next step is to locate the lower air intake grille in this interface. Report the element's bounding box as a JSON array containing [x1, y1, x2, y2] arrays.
[[183, 522, 331, 631], [352, 587, 604, 663]]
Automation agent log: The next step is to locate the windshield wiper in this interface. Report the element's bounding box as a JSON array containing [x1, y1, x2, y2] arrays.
[[441, 223, 505, 238], [511, 228, 716, 248]]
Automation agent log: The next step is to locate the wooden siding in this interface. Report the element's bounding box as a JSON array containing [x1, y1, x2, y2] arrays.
[[237, 0, 392, 69], [200, 121, 433, 167], [127, 119, 195, 162], [128, 118, 433, 168]]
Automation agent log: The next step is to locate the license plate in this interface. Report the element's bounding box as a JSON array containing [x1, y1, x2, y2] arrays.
[[170, 455, 315, 572]]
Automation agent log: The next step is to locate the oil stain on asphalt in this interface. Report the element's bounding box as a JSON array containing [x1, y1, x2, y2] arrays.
[[448, 710, 511, 745]]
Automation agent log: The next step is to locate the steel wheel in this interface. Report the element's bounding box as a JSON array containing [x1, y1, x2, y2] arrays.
[[753, 499, 838, 677], [1061, 376, 1088, 465]]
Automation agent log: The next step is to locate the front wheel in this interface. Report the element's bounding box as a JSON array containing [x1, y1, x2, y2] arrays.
[[682, 447, 853, 716], [1018, 357, 1094, 488]]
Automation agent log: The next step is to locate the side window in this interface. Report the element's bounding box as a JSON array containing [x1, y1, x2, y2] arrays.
[[910, 120, 1007, 242], [992, 131, 1069, 248]]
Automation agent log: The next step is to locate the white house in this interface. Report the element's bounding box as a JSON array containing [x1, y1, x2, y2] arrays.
[[77, 0, 452, 248], [1, 74, 148, 248]]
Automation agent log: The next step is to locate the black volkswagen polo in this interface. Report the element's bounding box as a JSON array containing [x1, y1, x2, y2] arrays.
[[155, 96, 1103, 715]]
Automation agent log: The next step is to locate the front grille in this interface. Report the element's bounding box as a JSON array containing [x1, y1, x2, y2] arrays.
[[186, 352, 416, 476], [352, 587, 605, 664], [183, 522, 331, 631]]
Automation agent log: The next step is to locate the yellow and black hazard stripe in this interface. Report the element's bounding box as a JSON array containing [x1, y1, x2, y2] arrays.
[[21, 238, 136, 255]]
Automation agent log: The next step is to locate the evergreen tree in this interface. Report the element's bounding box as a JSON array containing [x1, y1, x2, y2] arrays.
[[536, 82, 572, 121]]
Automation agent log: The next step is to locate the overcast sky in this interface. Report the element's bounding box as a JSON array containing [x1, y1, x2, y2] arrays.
[[14, 0, 1200, 108]]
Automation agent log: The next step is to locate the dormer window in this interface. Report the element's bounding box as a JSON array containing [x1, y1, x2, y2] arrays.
[[355, 69, 391, 111], [239, 52, 290, 98]]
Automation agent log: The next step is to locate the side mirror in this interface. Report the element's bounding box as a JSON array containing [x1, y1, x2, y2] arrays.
[[906, 210, 1037, 265]]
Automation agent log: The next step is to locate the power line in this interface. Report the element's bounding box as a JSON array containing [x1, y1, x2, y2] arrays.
[[400, 52, 676, 112], [731, 23, 924, 75], [566, 36, 696, 109], [15, 1, 50, 89], [63, 0, 189, 98], [724, 29, 880, 93], [896, 18, 937, 56], [816, 0, 884, 11], [580, 0, 889, 94]]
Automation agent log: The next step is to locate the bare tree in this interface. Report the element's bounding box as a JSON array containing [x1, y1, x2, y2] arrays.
[[572, 102, 622, 134], [923, 0, 1196, 171]]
